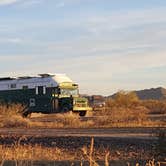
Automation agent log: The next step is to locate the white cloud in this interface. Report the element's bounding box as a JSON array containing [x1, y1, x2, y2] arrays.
[[0, 3, 166, 94], [0, 54, 35, 62], [17, 0, 43, 8], [7, 38, 22, 43], [0, 37, 23, 44], [56, 2, 65, 8], [0, 0, 44, 7], [0, 0, 20, 6], [4, 49, 165, 95]]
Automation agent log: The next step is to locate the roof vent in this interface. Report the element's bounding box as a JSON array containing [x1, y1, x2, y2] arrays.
[[38, 73, 55, 78], [18, 76, 33, 79]]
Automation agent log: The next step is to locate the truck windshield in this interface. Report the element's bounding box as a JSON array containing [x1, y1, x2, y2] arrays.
[[61, 89, 78, 96]]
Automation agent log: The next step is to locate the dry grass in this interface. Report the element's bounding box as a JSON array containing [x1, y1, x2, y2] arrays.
[[0, 106, 165, 128], [92, 105, 162, 128], [0, 115, 30, 128], [107, 91, 140, 108], [29, 112, 94, 128], [0, 137, 164, 166], [0, 137, 108, 162], [107, 91, 166, 115], [141, 100, 166, 114], [29, 108, 164, 128], [0, 144, 74, 161], [0, 93, 165, 128], [0, 104, 30, 128], [0, 104, 23, 116]]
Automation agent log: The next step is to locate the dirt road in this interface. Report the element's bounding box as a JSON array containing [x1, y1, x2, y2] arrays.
[[0, 127, 165, 139], [29, 114, 166, 123]]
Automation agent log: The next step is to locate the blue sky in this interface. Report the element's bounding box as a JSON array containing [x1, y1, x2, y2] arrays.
[[0, 0, 166, 95]]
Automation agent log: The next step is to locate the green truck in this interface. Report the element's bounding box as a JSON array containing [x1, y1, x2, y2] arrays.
[[0, 73, 92, 117]]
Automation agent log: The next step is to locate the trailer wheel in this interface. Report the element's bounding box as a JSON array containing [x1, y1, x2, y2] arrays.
[[79, 111, 86, 117]]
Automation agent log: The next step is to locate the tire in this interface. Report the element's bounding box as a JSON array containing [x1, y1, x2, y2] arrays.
[[62, 106, 70, 113], [22, 107, 30, 118], [79, 111, 86, 117], [22, 111, 29, 118]]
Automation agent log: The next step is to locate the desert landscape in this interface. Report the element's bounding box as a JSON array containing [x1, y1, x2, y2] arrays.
[[0, 90, 165, 166], [0, 0, 166, 165]]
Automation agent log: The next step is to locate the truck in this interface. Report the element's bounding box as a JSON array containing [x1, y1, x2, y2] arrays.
[[88, 95, 106, 111], [0, 73, 92, 117]]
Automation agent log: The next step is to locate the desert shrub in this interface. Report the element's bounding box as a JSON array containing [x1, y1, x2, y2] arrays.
[[0, 144, 74, 161], [142, 100, 166, 114], [94, 106, 149, 127], [106, 91, 140, 108], [109, 107, 147, 123], [0, 115, 30, 128], [0, 104, 24, 116], [54, 112, 94, 128], [0, 104, 30, 128]]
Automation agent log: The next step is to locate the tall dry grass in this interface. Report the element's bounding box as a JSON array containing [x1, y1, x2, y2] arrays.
[[0, 104, 30, 128], [54, 112, 94, 128], [106, 91, 166, 114], [0, 90, 165, 128], [81, 138, 110, 166], [108, 91, 140, 108], [94, 91, 150, 127], [0, 136, 164, 166], [141, 100, 166, 114], [0, 144, 74, 161]]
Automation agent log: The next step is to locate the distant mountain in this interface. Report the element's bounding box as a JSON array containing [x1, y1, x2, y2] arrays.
[[109, 87, 166, 100], [135, 87, 166, 100]]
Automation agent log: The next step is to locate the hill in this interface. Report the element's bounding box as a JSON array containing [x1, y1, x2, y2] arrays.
[[135, 87, 166, 100], [110, 87, 166, 100]]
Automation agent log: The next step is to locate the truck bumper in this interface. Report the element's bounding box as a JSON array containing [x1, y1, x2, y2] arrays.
[[73, 106, 92, 111]]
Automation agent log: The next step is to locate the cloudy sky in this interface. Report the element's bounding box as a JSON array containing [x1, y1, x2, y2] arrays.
[[0, 0, 166, 95]]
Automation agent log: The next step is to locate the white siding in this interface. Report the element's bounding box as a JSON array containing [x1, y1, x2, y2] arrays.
[[0, 74, 73, 91]]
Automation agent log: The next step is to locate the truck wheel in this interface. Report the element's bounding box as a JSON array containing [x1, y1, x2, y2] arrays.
[[62, 106, 70, 112], [79, 111, 86, 117], [22, 111, 29, 118], [22, 107, 30, 118]]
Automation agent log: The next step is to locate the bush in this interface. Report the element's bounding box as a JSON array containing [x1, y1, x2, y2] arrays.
[[106, 91, 140, 108], [141, 100, 166, 114], [54, 112, 94, 128], [0, 104, 24, 116], [0, 115, 30, 128], [0, 104, 30, 128]]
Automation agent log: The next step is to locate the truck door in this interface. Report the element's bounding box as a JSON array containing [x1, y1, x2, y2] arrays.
[[51, 88, 59, 112], [52, 98, 58, 112]]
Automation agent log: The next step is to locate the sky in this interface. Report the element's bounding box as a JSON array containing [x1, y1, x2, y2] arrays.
[[0, 0, 166, 95]]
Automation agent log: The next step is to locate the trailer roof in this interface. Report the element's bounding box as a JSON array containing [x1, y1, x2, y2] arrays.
[[0, 77, 15, 81], [0, 73, 72, 83], [0, 73, 75, 91], [0, 73, 54, 81]]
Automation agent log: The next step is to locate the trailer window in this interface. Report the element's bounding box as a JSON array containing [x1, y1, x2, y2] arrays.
[[35, 87, 38, 95], [43, 86, 46, 94], [61, 89, 78, 96], [10, 84, 16, 89], [22, 86, 28, 90]]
